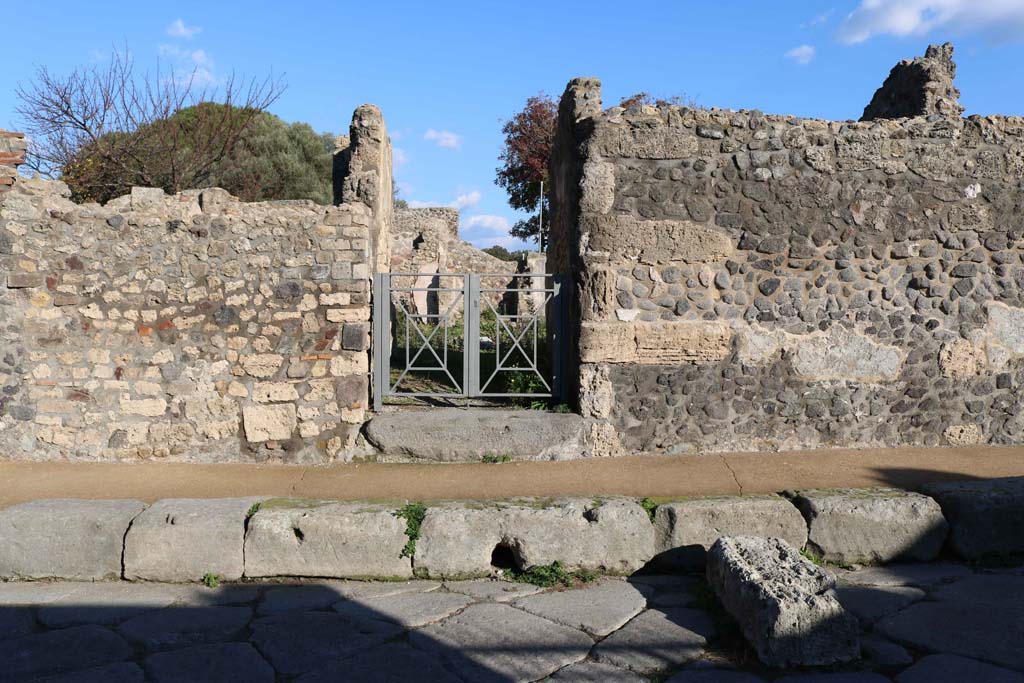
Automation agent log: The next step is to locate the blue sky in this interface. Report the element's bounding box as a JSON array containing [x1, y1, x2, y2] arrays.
[[3, 1, 1024, 250]]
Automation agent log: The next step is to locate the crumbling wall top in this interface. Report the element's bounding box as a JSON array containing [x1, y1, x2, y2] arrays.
[[861, 42, 964, 121]]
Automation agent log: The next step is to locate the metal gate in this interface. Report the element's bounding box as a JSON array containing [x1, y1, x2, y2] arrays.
[[372, 272, 568, 410]]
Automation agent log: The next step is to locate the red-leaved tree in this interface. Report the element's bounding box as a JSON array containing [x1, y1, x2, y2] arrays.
[[495, 93, 557, 245]]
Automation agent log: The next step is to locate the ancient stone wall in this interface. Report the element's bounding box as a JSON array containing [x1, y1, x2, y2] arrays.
[[0, 130, 27, 194], [552, 48, 1024, 455], [0, 113, 382, 462]]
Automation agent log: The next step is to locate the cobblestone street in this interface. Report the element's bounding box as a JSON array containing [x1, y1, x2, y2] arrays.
[[1, 561, 1022, 682]]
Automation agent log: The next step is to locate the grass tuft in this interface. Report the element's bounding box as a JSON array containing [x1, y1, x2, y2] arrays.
[[639, 497, 659, 524], [202, 572, 221, 589], [509, 561, 598, 588]]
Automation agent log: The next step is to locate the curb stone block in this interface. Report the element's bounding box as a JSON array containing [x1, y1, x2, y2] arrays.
[[920, 476, 1024, 560], [707, 535, 859, 667], [653, 495, 807, 571], [244, 501, 412, 579], [414, 498, 656, 579], [123, 498, 260, 582], [794, 488, 947, 564], [0, 499, 146, 580]]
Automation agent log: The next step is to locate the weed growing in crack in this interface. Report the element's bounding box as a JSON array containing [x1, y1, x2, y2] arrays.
[[246, 502, 261, 519], [481, 454, 513, 464], [202, 572, 222, 589], [639, 497, 659, 524], [394, 502, 427, 558], [510, 561, 598, 588]]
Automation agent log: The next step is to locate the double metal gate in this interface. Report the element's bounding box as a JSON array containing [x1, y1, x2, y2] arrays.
[[372, 272, 568, 410]]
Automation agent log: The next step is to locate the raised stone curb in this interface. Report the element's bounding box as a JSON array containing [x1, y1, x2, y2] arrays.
[[123, 498, 259, 582], [921, 476, 1024, 560], [0, 499, 146, 580], [794, 489, 947, 564], [654, 495, 807, 571], [707, 535, 859, 667], [414, 498, 655, 578], [244, 501, 412, 579]]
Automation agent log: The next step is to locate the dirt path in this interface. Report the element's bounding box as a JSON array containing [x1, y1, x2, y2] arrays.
[[1, 445, 1022, 506]]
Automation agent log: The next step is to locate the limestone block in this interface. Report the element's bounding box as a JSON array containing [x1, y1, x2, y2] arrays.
[[943, 423, 984, 446], [118, 397, 167, 417], [654, 496, 808, 571], [592, 122, 700, 159], [939, 339, 987, 378], [0, 499, 146, 580], [582, 215, 733, 263], [184, 396, 239, 440], [579, 161, 615, 214], [580, 321, 732, 364], [240, 354, 283, 379], [329, 351, 369, 376], [707, 536, 859, 667], [123, 497, 260, 582], [921, 476, 1024, 560], [415, 498, 656, 578], [252, 382, 299, 403], [242, 404, 297, 442], [792, 327, 903, 382], [244, 502, 412, 579], [794, 489, 947, 564]]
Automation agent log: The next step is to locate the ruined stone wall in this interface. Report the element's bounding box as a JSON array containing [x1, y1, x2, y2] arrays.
[[0, 180, 373, 463], [0, 130, 27, 194], [553, 73, 1024, 455]]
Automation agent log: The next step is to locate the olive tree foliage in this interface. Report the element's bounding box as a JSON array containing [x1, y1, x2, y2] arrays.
[[15, 46, 287, 203]]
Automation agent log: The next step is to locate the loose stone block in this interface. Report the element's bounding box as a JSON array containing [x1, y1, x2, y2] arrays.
[[0, 499, 146, 580], [921, 476, 1024, 560], [654, 495, 808, 570], [123, 498, 259, 582], [415, 498, 656, 578], [706, 536, 859, 667], [244, 501, 412, 579], [794, 489, 948, 564]]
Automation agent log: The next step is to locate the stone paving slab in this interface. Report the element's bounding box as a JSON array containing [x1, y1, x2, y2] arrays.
[[410, 602, 594, 682], [544, 660, 648, 682], [0, 624, 133, 681], [445, 578, 545, 602], [116, 606, 252, 652], [833, 562, 971, 588], [0, 606, 34, 639], [833, 584, 925, 625], [931, 574, 1024, 609], [877, 601, 1024, 671], [513, 579, 648, 637], [295, 641, 464, 683], [250, 611, 404, 676], [37, 582, 192, 628], [895, 654, 1024, 683], [859, 634, 912, 668], [921, 476, 1024, 560], [333, 590, 475, 628], [257, 583, 351, 615], [774, 674, 890, 683], [667, 670, 768, 683], [143, 643, 275, 683], [35, 662, 145, 683], [591, 608, 716, 673]]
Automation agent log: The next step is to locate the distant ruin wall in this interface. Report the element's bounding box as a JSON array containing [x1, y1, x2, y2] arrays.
[[0, 106, 388, 463], [552, 54, 1024, 454]]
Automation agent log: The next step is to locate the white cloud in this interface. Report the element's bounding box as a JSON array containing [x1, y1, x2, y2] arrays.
[[463, 214, 518, 248], [802, 11, 833, 28], [785, 44, 817, 64], [393, 148, 409, 166], [158, 45, 218, 86], [424, 128, 462, 149], [450, 190, 482, 210], [837, 0, 1024, 44], [167, 19, 202, 39]]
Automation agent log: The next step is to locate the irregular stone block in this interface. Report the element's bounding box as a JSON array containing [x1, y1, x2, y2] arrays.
[[244, 501, 412, 579], [794, 489, 947, 564], [415, 498, 655, 578], [921, 476, 1024, 560], [792, 327, 904, 382], [123, 498, 259, 582], [654, 495, 808, 571], [364, 408, 586, 461], [706, 536, 859, 667], [0, 499, 146, 580], [580, 321, 732, 364], [242, 404, 297, 442], [581, 214, 733, 263]]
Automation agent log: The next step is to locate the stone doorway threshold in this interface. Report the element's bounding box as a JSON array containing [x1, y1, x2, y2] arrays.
[[1, 445, 1023, 507], [364, 408, 585, 462]]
